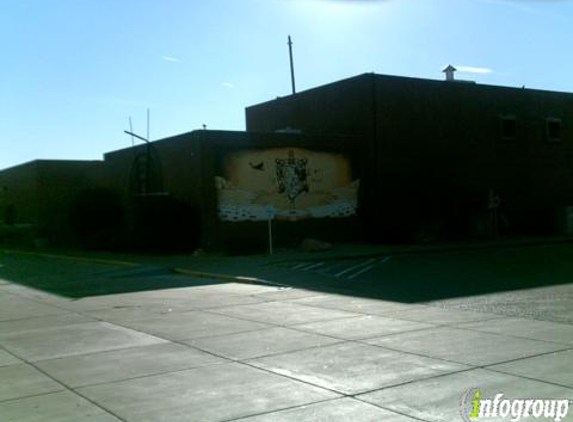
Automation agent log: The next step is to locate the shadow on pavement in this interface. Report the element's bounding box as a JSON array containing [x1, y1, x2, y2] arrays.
[[262, 244, 573, 303], [1, 243, 573, 302], [0, 255, 224, 298]]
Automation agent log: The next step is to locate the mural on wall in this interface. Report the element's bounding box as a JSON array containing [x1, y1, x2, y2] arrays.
[[216, 147, 359, 222]]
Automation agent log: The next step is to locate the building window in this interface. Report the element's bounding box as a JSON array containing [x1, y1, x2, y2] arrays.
[[545, 118, 562, 142], [499, 115, 517, 141]]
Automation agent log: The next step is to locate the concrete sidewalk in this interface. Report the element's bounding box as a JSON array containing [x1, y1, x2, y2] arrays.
[[0, 253, 572, 421]]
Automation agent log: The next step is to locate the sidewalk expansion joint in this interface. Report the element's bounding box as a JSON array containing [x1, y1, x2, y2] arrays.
[[0, 344, 130, 422]]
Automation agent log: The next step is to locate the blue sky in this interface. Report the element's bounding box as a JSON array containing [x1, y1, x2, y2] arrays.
[[1, 0, 572, 169]]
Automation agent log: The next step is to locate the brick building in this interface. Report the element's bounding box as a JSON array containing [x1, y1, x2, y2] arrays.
[[0, 160, 104, 245], [103, 130, 361, 250], [247, 72, 573, 239], [2, 72, 572, 249]]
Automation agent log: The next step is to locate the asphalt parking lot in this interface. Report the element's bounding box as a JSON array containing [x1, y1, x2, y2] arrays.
[[0, 242, 572, 421], [265, 244, 573, 323]]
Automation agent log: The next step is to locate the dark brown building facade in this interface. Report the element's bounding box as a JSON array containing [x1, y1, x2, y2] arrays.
[[0, 160, 104, 245], [103, 130, 362, 250], [2, 73, 572, 249], [247, 73, 573, 239]]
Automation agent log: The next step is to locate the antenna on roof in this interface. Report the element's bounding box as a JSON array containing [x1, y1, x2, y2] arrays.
[[146, 108, 150, 141], [288, 35, 296, 95], [128, 117, 135, 147]]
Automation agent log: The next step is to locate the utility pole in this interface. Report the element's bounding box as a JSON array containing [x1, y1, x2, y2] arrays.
[[288, 35, 296, 95]]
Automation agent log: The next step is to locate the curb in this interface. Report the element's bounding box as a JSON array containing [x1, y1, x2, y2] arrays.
[[172, 268, 290, 288], [2, 249, 290, 289], [2, 249, 140, 268]]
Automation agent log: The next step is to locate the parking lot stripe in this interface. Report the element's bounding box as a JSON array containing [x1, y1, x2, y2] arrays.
[[300, 262, 325, 271], [334, 258, 377, 278], [347, 264, 375, 279]]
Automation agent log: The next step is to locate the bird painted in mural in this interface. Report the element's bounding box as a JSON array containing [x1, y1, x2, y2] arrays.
[[249, 161, 265, 171]]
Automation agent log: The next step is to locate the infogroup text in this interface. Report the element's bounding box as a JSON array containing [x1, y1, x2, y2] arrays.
[[461, 389, 570, 422]]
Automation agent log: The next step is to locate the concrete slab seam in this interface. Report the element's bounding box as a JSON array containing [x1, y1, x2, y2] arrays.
[[484, 366, 573, 391], [0, 344, 129, 422], [219, 397, 347, 422], [363, 339, 571, 372], [450, 323, 573, 346], [351, 396, 434, 422], [285, 324, 440, 344], [202, 307, 361, 329], [242, 352, 474, 399], [0, 390, 70, 406]]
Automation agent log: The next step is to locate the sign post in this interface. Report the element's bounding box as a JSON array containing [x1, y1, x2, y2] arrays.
[[266, 206, 276, 255], [488, 189, 501, 236]]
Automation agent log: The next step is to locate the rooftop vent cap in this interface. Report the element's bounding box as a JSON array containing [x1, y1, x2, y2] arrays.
[[443, 64, 457, 82]]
